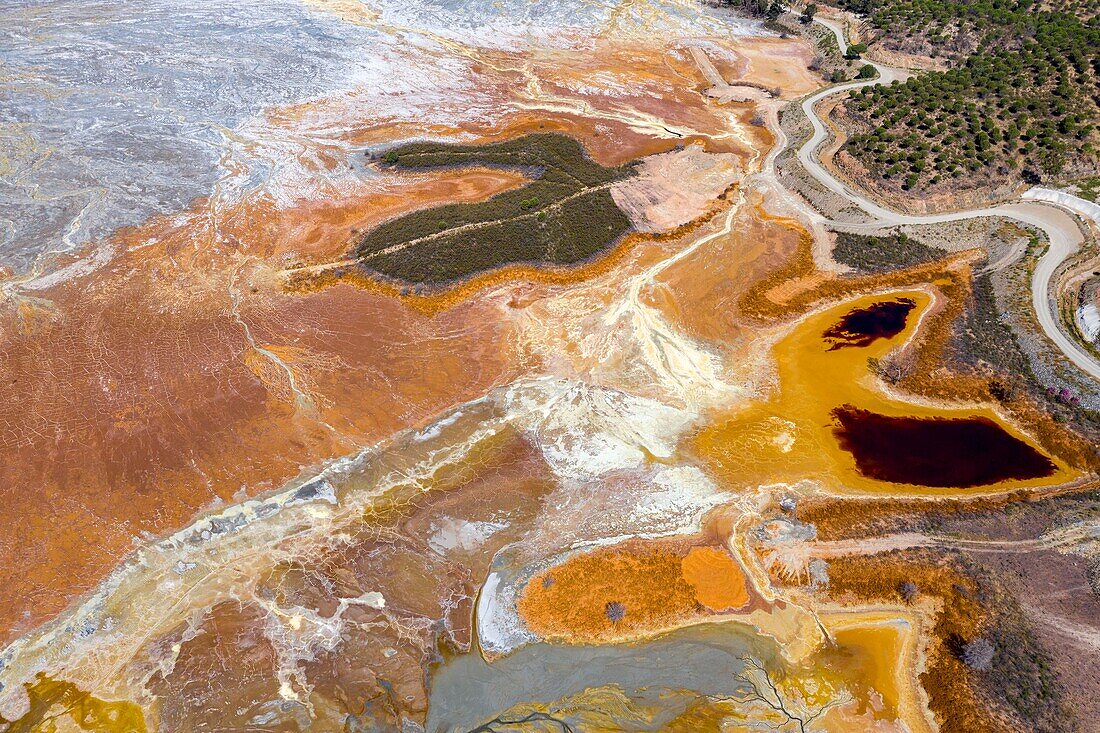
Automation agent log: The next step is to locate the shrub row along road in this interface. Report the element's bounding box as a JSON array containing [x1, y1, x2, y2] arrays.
[[784, 15, 1100, 381]]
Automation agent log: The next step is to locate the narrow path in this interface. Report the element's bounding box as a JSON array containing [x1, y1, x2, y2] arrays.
[[688, 45, 730, 89], [807, 532, 1049, 558], [778, 16, 1100, 381], [360, 181, 617, 261], [1021, 603, 1100, 651], [687, 46, 770, 102], [282, 180, 619, 278]]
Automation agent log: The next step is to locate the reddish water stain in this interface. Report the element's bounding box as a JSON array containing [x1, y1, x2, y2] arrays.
[[832, 406, 1056, 487], [823, 298, 916, 350]]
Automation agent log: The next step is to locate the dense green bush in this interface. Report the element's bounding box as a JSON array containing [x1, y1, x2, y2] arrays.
[[845, 41, 869, 59]]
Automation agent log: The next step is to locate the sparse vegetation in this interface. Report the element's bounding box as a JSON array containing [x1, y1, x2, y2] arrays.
[[831, 231, 942, 272], [834, 0, 1100, 193], [711, 0, 792, 20], [1071, 174, 1100, 201], [982, 584, 1070, 732], [773, 8, 856, 81], [955, 271, 1033, 378], [361, 134, 636, 285], [949, 234, 1100, 432], [827, 551, 1072, 732]]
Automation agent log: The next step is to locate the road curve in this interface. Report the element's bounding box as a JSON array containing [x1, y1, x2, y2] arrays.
[[781, 16, 1100, 381]]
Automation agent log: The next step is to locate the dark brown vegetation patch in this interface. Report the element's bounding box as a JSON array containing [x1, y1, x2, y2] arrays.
[[358, 134, 636, 286], [831, 232, 942, 273]]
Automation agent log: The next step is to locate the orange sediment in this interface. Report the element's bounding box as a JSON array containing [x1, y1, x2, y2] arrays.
[[694, 288, 1079, 497], [288, 186, 735, 315], [734, 216, 1099, 472], [517, 543, 751, 642], [518, 546, 697, 642], [681, 546, 750, 611], [0, 28, 787, 641], [6, 675, 148, 733]]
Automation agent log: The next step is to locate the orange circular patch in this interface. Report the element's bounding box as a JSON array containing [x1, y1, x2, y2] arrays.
[[517, 547, 697, 642], [680, 546, 749, 611]]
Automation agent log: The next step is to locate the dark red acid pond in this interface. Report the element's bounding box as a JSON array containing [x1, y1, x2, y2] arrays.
[[832, 406, 1057, 488], [823, 298, 916, 350]]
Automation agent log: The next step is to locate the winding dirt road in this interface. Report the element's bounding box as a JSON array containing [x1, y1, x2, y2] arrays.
[[779, 16, 1100, 381]]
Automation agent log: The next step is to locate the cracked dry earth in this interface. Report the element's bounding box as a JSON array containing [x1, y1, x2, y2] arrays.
[[1, 0, 1099, 732]]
